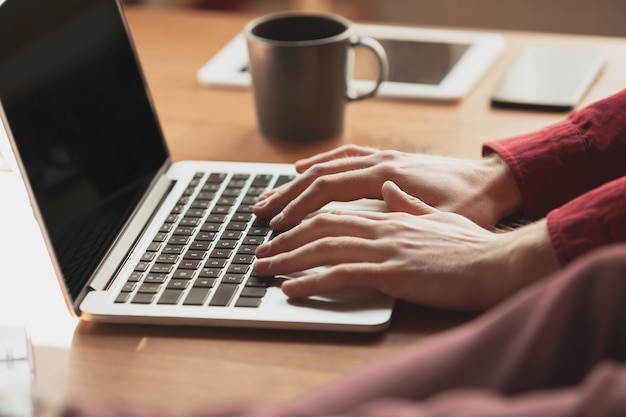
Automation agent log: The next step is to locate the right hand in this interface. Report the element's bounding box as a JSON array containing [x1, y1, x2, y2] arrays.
[[253, 144, 522, 231], [254, 181, 557, 311]]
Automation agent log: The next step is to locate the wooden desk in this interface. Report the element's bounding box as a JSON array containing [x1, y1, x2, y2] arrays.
[[5, 6, 626, 417]]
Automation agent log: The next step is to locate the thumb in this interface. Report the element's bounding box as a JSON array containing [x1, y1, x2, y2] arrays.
[[382, 181, 438, 215]]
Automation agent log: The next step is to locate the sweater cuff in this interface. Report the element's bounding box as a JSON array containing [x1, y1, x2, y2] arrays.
[[547, 177, 626, 266], [483, 119, 588, 219]]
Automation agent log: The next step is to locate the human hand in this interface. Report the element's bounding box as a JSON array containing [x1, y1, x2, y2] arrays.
[[254, 182, 558, 311], [253, 145, 522, 231]]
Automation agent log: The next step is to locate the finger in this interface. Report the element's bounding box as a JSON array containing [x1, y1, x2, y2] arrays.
[[256, 211, 379, 258], [268, 167, 389, 231], [253, 236, 389, 277], [254, 155, 383, 221], [280, 263, 384, 298], [294, 144, 377, 172], [382, 181, 438, 215]]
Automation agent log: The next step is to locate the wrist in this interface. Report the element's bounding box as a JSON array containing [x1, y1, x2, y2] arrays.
[[479, 153, 523, 225], [491, 219, 559, 301]]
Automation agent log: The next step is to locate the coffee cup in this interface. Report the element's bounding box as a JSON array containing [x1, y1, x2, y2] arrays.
[[245, 12, 388, 143]]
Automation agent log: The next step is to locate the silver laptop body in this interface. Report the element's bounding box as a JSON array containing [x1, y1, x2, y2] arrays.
[[0, 0, 393, 332]]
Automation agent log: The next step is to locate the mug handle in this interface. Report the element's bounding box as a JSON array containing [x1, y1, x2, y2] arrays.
[[347, 36, 389, 102]]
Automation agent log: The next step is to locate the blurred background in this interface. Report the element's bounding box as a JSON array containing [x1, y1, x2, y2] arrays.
[[122, 0, 626, 37]]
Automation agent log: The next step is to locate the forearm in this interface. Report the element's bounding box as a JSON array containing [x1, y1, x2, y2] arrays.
[[480, 218, 559, 306]]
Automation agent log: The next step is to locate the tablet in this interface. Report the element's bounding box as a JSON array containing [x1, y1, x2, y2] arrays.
[[197, 23, 506, 101]]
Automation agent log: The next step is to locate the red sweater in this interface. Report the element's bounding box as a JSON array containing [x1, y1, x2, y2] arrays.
[[484, 89, 626, 265]]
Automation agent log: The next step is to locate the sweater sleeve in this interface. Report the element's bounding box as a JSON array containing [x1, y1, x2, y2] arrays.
[[483, 89, 626, 219], [548, 176, 626, 265]]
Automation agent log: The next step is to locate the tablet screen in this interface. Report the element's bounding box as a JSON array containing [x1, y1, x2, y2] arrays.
[[367, 39, 471, 85], [241, 39, 471, 86]]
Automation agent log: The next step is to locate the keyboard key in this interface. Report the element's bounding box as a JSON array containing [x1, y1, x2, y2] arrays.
[[202, 183, 221, 192], [189, 241, 211, 251], [274, 175, 295, 188], [252, 174, 273, 187], [211, 205, 231, 215], [159, 223, 173, 233], [242, 236, 263, 245], [179, 217, 201, 227], [195, 191, 216, 201], [144, 274, 168, 283], [235, 297, 262, 308], [166, 279, 190, 290], [134, 261, 150, 272], [115, 293, 130, 303], [152, 232, 168, 242], [150, 264, 173, 274], [157, 289, 184, 305], [195, 231, 217, 241], [167, 236, 189, 246], [128, 272, 144, 282], [225, 221, 247, 231], [246, 275, 273, 287], [221, 188, 242, 197], [247, 226, 270, 236], [156, 254, 179, 263], [215, 240, 236, 249], [216, 196, 237, 206], [141, 252, 156, 262], [183, 250, 206, 260], [205, 173, 227, 183], [231, 255, 254, 265], [205, 214, 227, 223], [209, 283, 238, 306], [240, 287, 267, 298], [236, 245, 256, 255], [183, 287, 211, 305], [199, 267, 222, 278], [194, 277, 217, 288], [210, 249, 232, 259], [204, 259, 227, 268], [227, 264, 249, 274], [162, 245, 185, 254], [131, 293, 155, 304], [174, 226, 195, 236], [138, 283, 161, 293], [222, 274, 245, 284], [231, 213, 253, 222], [221, 231, 243, 240], [178, 260, 203, 270], [185, 209, 206, 218], [173, 269, 196, 280]]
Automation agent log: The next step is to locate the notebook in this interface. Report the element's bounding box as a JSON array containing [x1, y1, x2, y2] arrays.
[[0, 0, 394, 332]]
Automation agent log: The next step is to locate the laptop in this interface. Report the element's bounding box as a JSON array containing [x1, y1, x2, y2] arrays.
[[0, 0, 394, 332]]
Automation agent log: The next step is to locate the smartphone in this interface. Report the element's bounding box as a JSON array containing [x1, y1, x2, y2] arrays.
[[491, 44, 606, 111]]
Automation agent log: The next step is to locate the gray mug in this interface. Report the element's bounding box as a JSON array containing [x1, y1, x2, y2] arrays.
[[245, 13, 388, 143]]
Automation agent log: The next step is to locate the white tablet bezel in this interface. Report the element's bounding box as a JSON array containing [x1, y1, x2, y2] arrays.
[[197, 24, 506, 101]]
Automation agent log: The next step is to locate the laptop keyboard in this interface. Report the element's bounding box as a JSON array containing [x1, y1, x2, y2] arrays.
[[114, 171, 293, 308]]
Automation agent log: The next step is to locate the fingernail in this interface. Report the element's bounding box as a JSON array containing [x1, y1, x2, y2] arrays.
[[255, 242, 269, 257], [253, 258, 270, 272], [269, 212, 283, 228]]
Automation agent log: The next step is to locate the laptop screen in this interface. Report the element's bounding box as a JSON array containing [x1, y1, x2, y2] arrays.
[[0, 0, 169, 301]]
